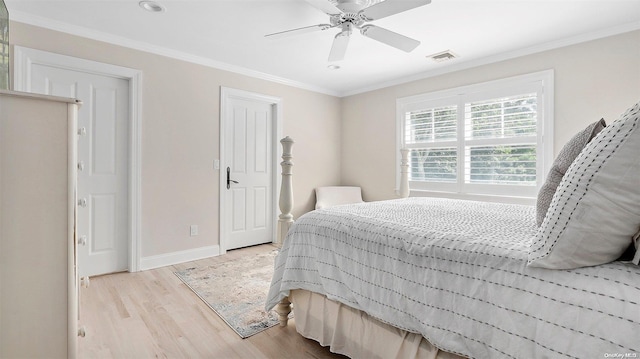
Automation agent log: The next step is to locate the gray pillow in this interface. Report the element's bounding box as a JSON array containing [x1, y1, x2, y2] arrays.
[[633, 229, 640, 265], [535, 118, 605, 226]]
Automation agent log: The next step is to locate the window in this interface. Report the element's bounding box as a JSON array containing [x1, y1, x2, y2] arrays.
[[397, 71, 553, 200]]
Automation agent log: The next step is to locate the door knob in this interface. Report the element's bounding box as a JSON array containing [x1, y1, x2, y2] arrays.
[[77, 127, 87, 136], [78, 198, 87, 208], [78, 235, 87, 246], [226, 167, 239, 189], [77, 161, 85, 171]]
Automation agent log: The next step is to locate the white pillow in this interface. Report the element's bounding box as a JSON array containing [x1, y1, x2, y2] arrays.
[[315, 186, 364, 209], [528, 102, 640, 269]]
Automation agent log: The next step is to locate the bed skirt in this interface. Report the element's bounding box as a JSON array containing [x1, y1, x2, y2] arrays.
[[290, 289, 465, 359]]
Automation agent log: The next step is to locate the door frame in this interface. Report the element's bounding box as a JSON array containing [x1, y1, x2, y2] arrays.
[[13, 46, 143, 272], [219, 87, 282, 254]]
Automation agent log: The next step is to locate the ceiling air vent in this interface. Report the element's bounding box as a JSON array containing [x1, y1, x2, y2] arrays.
[[428, 50, 458, 62]]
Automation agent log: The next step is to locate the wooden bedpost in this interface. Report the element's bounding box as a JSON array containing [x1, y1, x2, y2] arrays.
[[275, 297, 292, 327], [276, 136, 294, 247], [276, 136, 294, 326], [399, 148, 410, 198]]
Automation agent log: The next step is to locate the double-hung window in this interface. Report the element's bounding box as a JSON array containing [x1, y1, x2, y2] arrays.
[[397, 71, 553, 201]]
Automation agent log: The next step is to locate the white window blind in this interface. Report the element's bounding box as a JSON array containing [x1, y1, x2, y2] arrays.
[[465, 144, 537, 185], [464, 93, 538, 187], [405, 105, 457, 144], [465, 93, 537, 140], [409, 147, 457, 183], [397, 71, 553, 200], [405, 105, 458, 183]]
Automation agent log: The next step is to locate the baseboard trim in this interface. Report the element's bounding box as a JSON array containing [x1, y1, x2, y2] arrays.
[[140, 245, 220, 271]]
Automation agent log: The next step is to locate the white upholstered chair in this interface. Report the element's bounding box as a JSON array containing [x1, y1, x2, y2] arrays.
[[315, 186, 364, 209]]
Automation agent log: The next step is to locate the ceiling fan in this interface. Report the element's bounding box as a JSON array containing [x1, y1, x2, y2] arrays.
[[265, 0, 431, 62]]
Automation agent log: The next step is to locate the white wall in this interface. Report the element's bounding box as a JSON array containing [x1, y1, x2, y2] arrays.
[[340, 30, 640, 201], [9, 21, 343, 261], [9, 20, 640, 267]]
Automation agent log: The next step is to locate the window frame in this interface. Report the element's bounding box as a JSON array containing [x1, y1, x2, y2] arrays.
[[396, 70, 554, 204]]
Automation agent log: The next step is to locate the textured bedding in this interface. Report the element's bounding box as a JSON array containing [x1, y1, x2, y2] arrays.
[[266, 197, 640, 358]]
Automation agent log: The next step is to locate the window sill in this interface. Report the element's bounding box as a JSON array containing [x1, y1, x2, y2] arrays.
[[404, 189, 535, 206]]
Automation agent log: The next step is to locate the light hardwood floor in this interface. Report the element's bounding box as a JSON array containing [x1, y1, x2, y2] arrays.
[[78, 244, 347, 358]]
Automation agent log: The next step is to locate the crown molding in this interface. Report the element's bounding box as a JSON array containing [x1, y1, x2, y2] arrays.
[[339, 20, 640, 97], [9, 10, 639, 98], [9, 10, 341, 97]]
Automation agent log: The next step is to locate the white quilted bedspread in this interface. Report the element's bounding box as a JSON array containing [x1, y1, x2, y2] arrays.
[[266, 197, 640, 358]]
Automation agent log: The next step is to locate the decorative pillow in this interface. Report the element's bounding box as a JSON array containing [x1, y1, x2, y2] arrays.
[[315, 186, 364, 209], [536, 119, 606, 226], [633, 229, 640, 265], [528, 102, 640, 269]]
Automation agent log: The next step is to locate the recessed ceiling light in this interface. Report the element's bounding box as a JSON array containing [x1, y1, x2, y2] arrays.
[[139, 1, 165, 13], [327, 65, 340, 70]]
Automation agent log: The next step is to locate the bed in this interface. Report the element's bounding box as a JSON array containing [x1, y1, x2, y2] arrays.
[[266, 103, 640, 358]]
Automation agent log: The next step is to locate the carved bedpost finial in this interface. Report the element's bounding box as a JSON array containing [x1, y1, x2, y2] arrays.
[[277, 136, 295, 247], [399, 148, 410, 198]]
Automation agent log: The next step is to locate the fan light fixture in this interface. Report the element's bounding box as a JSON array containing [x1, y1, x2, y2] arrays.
[[265, 0, 431, 62], [327, 64, 341, 70], [139, 1, 165, 13]]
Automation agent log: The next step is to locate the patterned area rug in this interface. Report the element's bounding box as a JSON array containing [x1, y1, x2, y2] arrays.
[[174, 249, 285, 338]]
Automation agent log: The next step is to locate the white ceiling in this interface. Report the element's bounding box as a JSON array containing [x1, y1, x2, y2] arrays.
[[6, 0, 640, 96]]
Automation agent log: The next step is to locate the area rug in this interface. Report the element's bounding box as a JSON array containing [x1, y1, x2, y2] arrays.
[[174, 249, 287, 338]]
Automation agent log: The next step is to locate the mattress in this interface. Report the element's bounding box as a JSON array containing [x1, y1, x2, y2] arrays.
[[266, 197, 640, 358]]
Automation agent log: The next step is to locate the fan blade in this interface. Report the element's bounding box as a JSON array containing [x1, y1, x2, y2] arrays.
[[304, 0, 342, 15], [328, 32, 350, 62], [265, 24, 333, 39], [360, 25, 420, 52], [360, 0, 431, 21]]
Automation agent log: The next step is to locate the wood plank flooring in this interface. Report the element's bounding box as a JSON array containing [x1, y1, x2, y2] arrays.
[[78, 244, 346, 358]]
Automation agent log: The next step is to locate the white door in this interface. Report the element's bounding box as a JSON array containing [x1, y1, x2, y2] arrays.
[[224, 97, 273, 250], [29, 64, 130, 277]]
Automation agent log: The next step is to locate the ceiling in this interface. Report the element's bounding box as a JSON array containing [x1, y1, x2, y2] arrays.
[[5, 0, 640, 96]]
